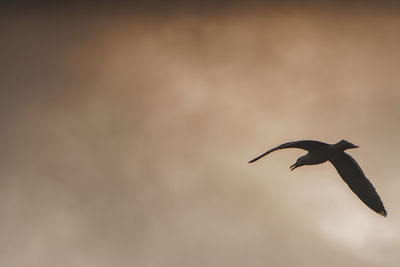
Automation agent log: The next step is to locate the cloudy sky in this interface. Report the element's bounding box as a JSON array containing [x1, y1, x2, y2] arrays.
[[1, 2, 400, 266]]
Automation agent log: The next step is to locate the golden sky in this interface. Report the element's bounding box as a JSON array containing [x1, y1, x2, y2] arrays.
[[2, 2, 400, 266]]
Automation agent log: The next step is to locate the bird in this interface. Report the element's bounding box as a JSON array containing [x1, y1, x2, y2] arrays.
[[248, 139, 387, 217]]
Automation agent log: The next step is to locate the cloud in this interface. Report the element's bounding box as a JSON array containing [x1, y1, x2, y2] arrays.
[[1, 5, 399, 266]]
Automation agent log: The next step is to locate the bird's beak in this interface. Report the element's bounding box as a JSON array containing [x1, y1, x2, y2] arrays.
[[352, 145, 359, 149], [290, 163, 298, 171]]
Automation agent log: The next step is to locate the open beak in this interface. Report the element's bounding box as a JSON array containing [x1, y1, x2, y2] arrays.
[[290, 163, 298, 171]]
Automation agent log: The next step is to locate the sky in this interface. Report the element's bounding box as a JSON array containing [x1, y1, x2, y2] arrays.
[[1, 2, 400, 266]]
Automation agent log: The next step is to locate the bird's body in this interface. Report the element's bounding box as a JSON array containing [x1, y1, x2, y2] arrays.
[[249, 139, 387, 217]]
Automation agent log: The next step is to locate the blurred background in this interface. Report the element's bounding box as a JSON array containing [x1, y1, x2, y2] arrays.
[[1, 1, 400, 266]]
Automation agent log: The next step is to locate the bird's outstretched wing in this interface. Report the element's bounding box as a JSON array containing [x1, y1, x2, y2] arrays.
[[248, 140, 327, 163], [329, 152, 387, 217]]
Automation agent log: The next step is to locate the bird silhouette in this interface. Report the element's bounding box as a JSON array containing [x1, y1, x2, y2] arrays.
[[249, 139, 387, 217]]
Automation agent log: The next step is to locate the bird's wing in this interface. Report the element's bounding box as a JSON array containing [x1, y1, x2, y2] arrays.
[[248, 140, 327, 163], [329, 152, 387, 216]]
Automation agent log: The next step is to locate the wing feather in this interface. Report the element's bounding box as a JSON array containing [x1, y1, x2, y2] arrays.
[[249, 140, 327, 163], [329, 152, 387, 216]]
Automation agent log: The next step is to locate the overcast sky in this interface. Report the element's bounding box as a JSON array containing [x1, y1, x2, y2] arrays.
[[1, 2, 400, 266]]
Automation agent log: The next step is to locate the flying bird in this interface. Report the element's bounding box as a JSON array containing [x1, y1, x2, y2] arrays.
[[249, 140, 387, 217]]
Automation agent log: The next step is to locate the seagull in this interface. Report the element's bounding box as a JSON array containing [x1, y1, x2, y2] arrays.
[[249, 140, 387, 217]]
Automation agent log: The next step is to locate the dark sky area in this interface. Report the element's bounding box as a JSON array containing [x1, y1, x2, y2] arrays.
[[1, 1, 400, 266]]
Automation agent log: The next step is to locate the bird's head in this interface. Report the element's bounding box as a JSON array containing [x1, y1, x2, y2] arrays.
[[337, 139, 359, 150], [290, 155, 306, 171]]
